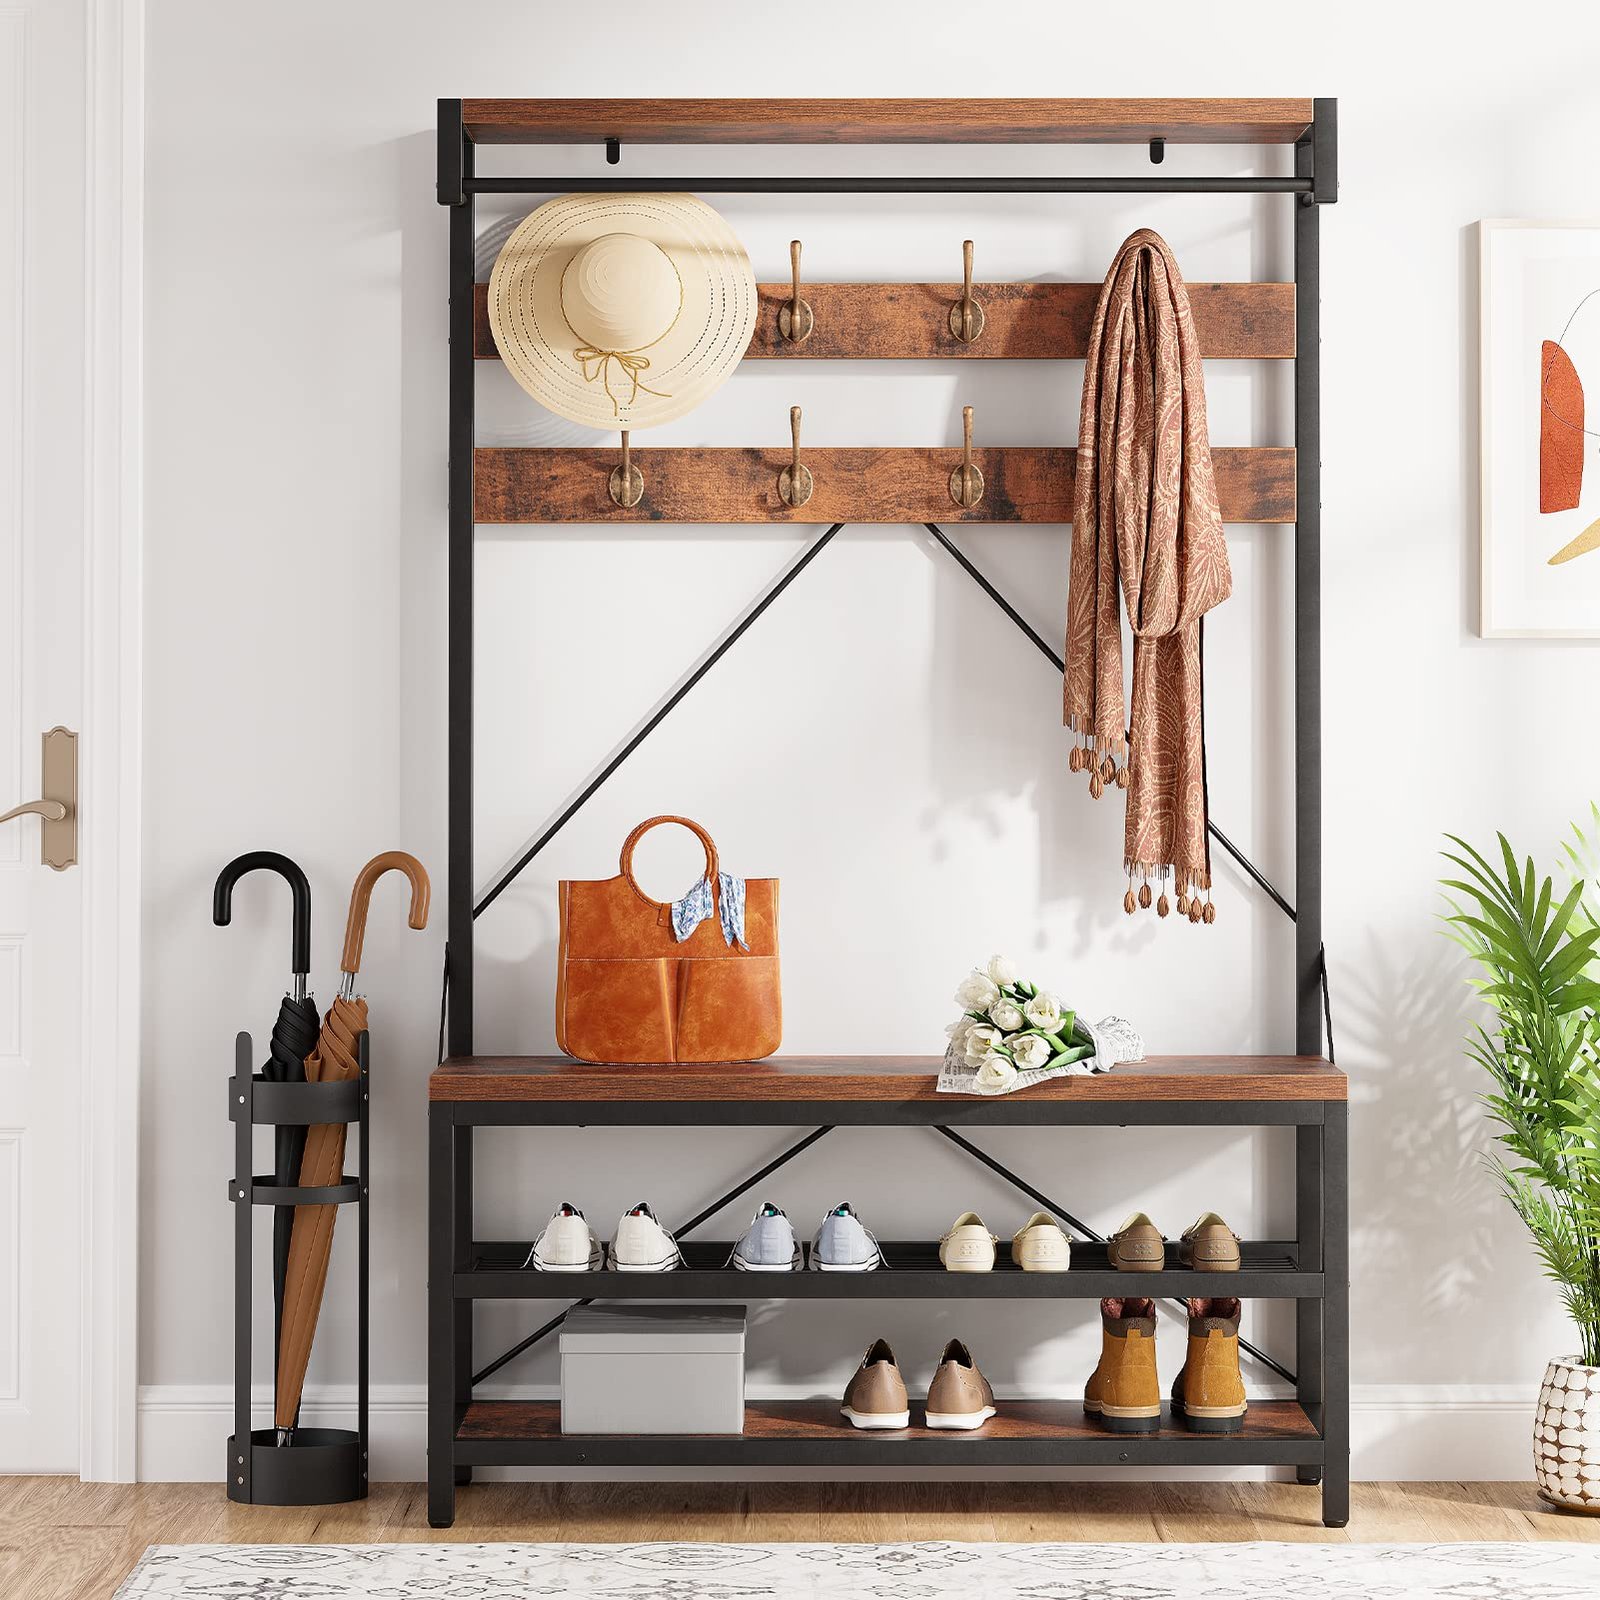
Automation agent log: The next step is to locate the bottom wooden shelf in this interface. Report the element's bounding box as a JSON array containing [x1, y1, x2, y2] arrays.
[[454, 1399, 1322, 1469]]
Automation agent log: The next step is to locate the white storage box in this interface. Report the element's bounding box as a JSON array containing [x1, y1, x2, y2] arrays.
[[560, 1303, 746, 1434]]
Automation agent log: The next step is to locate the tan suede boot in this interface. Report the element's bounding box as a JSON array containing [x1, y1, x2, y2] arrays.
[[1171, 1297, 1247, 1432], [1084, 1297, 1161, 1433]]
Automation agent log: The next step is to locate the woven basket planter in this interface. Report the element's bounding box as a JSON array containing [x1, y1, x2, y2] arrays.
[[1535, 1356, 1600, 1512]]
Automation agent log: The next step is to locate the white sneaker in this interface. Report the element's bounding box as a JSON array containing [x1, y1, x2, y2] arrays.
[[610, 1201, 684, 1272], [939, 1211, 998, 1273], [810, 1202, 885, 1271], [730, 1202, 801, 1272], [524, 1203, 602, 1271], [1011, 1210, 1072, 1273]]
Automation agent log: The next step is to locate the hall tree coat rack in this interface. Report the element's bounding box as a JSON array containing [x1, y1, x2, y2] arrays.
[[431, 97, 1345, 1528]]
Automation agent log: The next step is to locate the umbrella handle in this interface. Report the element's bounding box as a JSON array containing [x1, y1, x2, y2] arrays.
[[340, 851, 430, 978], [213, 851, 312, 978]]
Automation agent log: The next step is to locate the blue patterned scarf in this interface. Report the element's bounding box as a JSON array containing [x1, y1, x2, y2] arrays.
[[671, 872, 748, 949]]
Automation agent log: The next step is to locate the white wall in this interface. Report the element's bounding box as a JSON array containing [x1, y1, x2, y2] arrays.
[[138, 0, 1600, 1481]]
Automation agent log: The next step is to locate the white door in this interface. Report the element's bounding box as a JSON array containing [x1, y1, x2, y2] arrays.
[[0, 0, 88, 1473]]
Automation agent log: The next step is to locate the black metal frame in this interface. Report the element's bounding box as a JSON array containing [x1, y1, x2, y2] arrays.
[[428, 1091, 1347, 1520], [432, 97, 1343, 1529], [229, 1030, 370, 1506]]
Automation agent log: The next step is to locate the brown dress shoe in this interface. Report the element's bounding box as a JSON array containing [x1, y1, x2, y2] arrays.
[[1106, 1211, 1165, 1272], [1171, 1297, 1247, 1432], [841, 1338, 910, 1429], [1178, 1211, 1242, 1272], [1084, 1297, 1161, 1433], [925, 1338, 996, 1430]]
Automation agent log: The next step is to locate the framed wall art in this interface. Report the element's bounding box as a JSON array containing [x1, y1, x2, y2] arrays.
[[1480, 220, 1600, 637]]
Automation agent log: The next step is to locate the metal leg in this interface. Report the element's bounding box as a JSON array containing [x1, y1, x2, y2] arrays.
[[1295, 1120, 1323, 1486], [231, 1033, 253, 1502], [1294, 113, 1324, 1058], [445, 108, 475, 1061], [427, 1104, 457, 1528], [439, 93, 472, 1520], [453, 1123, 474, 1486], [1321, 1101, 1350, 1526], [357, 1037, 371, 1496]]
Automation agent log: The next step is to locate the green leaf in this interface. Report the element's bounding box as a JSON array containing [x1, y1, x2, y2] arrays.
[[1536, 879, 1587, 964], [1441, 821, 1600, 1360], [1044, 1044, 1095, 1068]]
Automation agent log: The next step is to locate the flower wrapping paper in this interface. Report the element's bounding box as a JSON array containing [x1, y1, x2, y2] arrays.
[[937, 1015, 1144, 1096]]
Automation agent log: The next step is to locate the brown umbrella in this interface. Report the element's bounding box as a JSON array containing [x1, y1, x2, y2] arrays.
[[274, 851, 429, 1442]]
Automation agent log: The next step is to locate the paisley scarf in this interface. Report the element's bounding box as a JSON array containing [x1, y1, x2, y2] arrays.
[[1064, 229, 1232, 922]]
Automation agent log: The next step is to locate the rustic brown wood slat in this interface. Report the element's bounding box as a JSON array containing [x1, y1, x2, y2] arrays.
[[430, 1055, 1346, 1103], [472, 282, 1295, 362], [471, 446, 1294, 525], [457, 1398, 1320, 1442], [461, 98, 1315, 146]]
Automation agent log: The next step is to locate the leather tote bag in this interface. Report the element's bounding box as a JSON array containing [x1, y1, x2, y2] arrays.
[[556, 816, 781, 1064]]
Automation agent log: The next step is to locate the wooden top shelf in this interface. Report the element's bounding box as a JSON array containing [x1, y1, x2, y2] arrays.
[[460, 98, 1315, 148], [431, 1054, 1345, 1104]]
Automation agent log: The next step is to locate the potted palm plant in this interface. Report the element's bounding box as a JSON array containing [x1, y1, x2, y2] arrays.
[[1443, 826, 1600, 1512]]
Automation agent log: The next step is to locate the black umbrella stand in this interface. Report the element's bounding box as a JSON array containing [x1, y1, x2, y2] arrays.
[[213, 852, 317, 1415], [227, 1027, 368, 1506]]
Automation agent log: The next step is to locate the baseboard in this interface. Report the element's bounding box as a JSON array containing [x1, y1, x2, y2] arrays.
[[135, 1384, 1540, 1484]]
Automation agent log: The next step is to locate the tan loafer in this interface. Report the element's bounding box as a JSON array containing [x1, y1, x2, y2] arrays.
[[841, 1338, 910, 1430], [939, 1211, 998, 1273], [1011, 1211, 1072, 1273], [925, 1338, 996, 1429], [1106, 1210, 1165, 1272], [1178, 1211, 1241, 1272]]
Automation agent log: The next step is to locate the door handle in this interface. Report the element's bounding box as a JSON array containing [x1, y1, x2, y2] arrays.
[[0, 799, 67, 825], [2, 728, 78, 869]]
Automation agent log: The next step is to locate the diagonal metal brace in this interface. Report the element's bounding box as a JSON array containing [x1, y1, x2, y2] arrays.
[[921, 522, 1295, 922], [935, 1124, 1296, 1385], [921, 520, 1335, 1061], [470, 1125, 836, 1385], [474, 523, 845, 919]]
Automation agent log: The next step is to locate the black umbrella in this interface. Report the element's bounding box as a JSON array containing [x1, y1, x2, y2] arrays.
[[213, 851, 318, 1403]]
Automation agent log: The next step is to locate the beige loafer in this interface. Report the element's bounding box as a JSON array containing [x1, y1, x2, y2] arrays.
[[939, 1211, 998, 1273], [1106, 1210, 1165, 1272], [1178, 1211, 1242, 1272], [1011, 1210, 1072, 1273]]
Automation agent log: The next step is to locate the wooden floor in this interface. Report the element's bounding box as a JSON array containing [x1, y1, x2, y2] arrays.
[[2, 1479, 1596, 1600]]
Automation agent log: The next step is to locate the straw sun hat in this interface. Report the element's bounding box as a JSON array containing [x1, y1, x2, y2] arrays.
[[487, 192, 758, 430]]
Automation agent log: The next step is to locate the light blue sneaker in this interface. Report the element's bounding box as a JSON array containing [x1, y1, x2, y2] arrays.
[[731, 1201, 800, 1272], [810, 1202, 884, 1271]]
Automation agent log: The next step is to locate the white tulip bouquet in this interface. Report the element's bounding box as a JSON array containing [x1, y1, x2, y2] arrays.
[[942, 954, 1099, 1094]]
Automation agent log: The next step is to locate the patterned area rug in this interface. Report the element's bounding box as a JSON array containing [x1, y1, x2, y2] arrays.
[[115, 1541, 1600, 1598]]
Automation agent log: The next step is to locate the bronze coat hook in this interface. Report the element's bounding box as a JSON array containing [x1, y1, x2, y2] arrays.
[[949, 239, 985, 344], [778, 239, 814, 343], [608, 430, 644, 508], [949, 405, 984, 509], [778, 405, 813, 508]]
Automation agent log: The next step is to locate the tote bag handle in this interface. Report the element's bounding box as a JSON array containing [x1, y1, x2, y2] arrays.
[[619, 815, 721, 908]]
